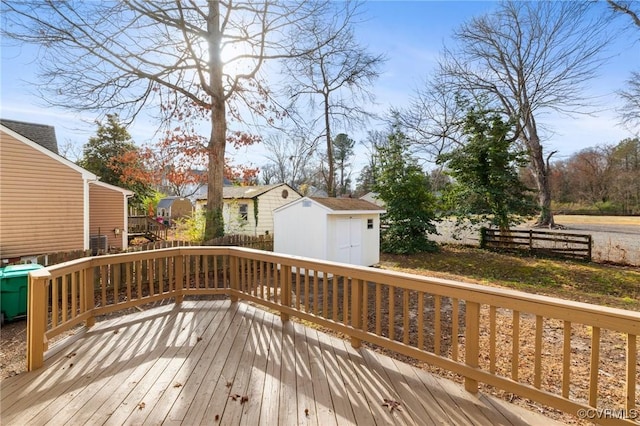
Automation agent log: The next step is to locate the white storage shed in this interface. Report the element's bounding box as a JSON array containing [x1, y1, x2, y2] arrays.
[[273, 197, 386, 266]]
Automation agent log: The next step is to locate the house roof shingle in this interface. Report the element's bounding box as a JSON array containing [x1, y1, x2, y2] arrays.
[[0, 119, 59, 154], [223, 184, 286, 199], [310, 197, 384, 211]]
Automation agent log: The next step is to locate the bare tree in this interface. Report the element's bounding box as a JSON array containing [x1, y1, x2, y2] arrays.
[[437, 1, 615, 227], [393, 74, 467, 162], [619, 71, 640, 133], [607, 0, 640, 27], [2, 0, 340, 239], [282, 4, 385, 196], [607, 1, 640, 133], [260, 130, 317, 189]]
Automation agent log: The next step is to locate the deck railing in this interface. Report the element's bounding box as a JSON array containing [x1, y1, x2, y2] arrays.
[[27, 247, 639, 425]]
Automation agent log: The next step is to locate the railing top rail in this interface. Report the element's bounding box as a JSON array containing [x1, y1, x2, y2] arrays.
[[32, 245, 640, 332]]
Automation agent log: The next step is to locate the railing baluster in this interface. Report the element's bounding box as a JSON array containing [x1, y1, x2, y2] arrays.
[[375, 283, 382, 336], [304, 270, 310, 313], [332, 276, 338, 322], [51, 276, 59, 327], [71, 271, 77, 319], [534, 315, 543, 388], [452, 298, 459, 361], [323, 273, 328, 318], [403, 289, 410, 345], [113, 263, 119, 305], [512, 310, 520, 381], [417, 291, 424, 350], [295, 267, 301, 310], [351, 278, 362, 349], [489, 306, 496, 373], [434, 295, 441, 355], [563, 320, 572, 398], [362, 281, 369, 334], [627, 334, 637, 411], [589, 326, 600, 407], [126, 261, 132, 302], [343, 277, 349, 325], [101, 266, 107, 307], [389, 286, 395, 341]]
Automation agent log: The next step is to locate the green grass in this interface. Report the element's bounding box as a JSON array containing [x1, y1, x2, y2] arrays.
[[380, 244, 640, 311]]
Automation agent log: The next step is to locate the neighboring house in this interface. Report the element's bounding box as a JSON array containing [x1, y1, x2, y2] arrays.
[[196, 183, 301, 236], [0, 119, 133, 263], [273, 197, 386, 267], [157, 196, 194, 225], [359, 191, 385, 208]]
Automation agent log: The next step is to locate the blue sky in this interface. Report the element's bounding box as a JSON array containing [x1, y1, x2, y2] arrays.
[[1, 1, 638, 175]]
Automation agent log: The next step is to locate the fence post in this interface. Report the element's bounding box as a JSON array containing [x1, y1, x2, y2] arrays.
[[479, 227, 487, 248], [464, 301, 481, 393], [587, 235, 592, 261], [529, 230, 533, 253], [351, 279, 363, 349], [27, 271, 50, 371], [280, 265, 291, 322], [84, 265, 95, 327]]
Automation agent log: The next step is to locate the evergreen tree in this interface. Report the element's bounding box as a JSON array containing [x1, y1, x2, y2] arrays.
[[333, 133, 355, 195], [374, 126, 438, 254], [437, 107, 538, 232], [79, 114, 152, 206]]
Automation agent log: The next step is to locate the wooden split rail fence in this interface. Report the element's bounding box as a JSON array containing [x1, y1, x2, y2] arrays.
[[481, 228, 592, 261]]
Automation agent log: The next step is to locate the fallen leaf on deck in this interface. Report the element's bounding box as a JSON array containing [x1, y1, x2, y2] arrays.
[[382, 398, 402, 412], [173, 382, 182, 388], [138, 402, 145, 410]]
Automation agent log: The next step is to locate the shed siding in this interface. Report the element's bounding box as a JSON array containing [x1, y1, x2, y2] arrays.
[[0, 131, 85, 259], [89, 183, 126, 250], [274, 202, 328, 260]]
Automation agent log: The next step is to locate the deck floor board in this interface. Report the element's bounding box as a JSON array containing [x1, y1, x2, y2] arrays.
[[0, 300, 562, 425]]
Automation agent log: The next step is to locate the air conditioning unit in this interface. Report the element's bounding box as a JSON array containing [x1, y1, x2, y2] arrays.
[[90, 234, 108, 255]]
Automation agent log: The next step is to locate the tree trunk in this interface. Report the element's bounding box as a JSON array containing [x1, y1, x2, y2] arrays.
[[324, 94, 335, 197], [527, 132, 555, 227], [205, 0, 226, 240]]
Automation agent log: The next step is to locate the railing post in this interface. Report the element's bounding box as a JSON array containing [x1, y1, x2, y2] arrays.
[[351, 279, 363, 349], [280, 265, 291, 322], [27, 272, 50, 371], [175, 252, 184, 304], [84, 266, 95, 328], [464, 301, 481, 393], [229, 255, 239, 303]]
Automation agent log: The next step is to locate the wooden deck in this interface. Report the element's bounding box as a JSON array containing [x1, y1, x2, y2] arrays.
[[1, 300, 559, 425]]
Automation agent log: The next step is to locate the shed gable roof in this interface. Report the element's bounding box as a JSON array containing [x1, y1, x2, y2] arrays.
[[310, 197, 384, 212], [0, 118, 59, 154]]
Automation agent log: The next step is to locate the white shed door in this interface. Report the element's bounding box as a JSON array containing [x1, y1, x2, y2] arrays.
[[336, 218, 362, 265]]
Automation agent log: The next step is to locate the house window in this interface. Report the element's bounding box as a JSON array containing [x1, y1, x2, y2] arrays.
[[239, 203, 248, 221], [367, 218, 374, 229]]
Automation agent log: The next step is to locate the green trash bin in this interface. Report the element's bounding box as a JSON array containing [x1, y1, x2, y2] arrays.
[[0, 263, 44, 325]]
